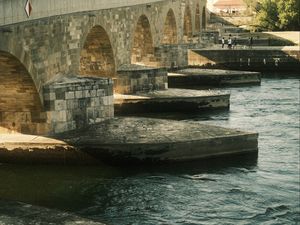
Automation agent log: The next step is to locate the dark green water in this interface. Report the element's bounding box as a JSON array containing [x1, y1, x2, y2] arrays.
[[0, 77, 299, 224]]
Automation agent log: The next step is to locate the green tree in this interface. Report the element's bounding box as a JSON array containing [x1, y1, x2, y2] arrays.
[[254, 0, 300, 30], [277, 0, 300, 30]]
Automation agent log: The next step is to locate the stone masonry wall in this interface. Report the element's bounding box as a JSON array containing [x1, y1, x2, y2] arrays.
[[0, 0, 207, 93], [43, 77, 114, 134], [188, 49, 300, 72], [116, 65, 168, 94]]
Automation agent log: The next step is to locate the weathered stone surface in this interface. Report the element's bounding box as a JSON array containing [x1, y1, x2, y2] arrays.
[[43, 76, 114, 134], [63, 117, 259, 163], [168, 68, 261, 87], [116, 64, 168, 94], [114, 88, 230, 114], [0, 117, 258, 164]]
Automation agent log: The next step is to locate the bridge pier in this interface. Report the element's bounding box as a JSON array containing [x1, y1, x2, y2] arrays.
[[43, 76, 114, 134]]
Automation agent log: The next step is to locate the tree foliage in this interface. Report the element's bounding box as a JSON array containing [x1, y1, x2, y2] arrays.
[[254, 0, 300, 31]]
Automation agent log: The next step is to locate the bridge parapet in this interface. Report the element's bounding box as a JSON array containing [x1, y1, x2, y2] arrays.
[[0, 0, 165, 26]]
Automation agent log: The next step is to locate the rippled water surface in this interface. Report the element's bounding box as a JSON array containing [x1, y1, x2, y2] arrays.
[[0, 77, 299, 224]]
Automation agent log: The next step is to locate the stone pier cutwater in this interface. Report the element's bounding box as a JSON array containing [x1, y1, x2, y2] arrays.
[[0, 118, 258, 164], [114, 88, 230, 114], [168, 68, 261, 88]]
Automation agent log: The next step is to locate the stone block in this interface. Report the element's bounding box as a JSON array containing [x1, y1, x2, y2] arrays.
[[75, 90, 83, 98], [97, 89, 105, 97], [51, 111, 67, 122], [55, 89, 66, 100], [84, 90, 91, 98], [91, 97, 100, 107], [55, 100, 67, 111], [54, 122, 69, 133], [65, 91, 75, 99], [86, 107, 94, 120], [66, 99, 75, 109], [67, 121, 76, 131], [102, 96, 109, 105], [90, 90, 97, 97], [44, 92, 56, 101]]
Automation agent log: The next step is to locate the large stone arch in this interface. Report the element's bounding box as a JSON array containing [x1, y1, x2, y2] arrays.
[[183, 5, 193, 42], [195, 3, 201, 33], [0, 51, 47, 134], [131, 14, 156, 66], [202, 6, 207, 30], [162, 9, 178, 45], [80, 25, 116, 77]]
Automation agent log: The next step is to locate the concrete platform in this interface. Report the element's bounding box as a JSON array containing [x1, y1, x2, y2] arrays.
[[168, 69, 261, 88], [0, 117, 258, 164], [114, 88, 230, 114]]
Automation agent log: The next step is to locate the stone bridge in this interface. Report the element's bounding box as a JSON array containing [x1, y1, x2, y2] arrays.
[[0, 0, 208, 135]]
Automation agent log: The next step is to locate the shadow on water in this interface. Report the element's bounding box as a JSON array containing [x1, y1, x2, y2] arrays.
[[118, 109, 230, 121], [261, 72, 300, 79], [0, 152, 257, 211], [112, 151, 258, 175]]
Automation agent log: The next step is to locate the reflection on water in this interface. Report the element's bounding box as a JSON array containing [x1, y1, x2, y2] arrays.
[[0, 77, 299, 224]]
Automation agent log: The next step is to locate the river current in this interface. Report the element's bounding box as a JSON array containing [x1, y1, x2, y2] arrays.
[[0, 77, 299, 224]]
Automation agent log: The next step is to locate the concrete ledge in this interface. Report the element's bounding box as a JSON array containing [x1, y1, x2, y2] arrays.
[[114, 88, 230, 114], [168, 68, 261, 88], [64, 117, 258, 163], [0, 117, 258, 164]]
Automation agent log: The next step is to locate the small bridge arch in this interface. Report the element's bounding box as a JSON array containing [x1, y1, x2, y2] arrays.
[[202, 6, 207, 30], [131, 14, 156, 66], [0, 51, 46, 134], [162, 8, 178, 44], [80, 25, 116, 77], [195, 3, 201, 33], [183, 4, 193, 42]]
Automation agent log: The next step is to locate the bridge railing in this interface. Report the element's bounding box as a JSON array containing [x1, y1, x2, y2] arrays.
[[0, 0, 164, 26]]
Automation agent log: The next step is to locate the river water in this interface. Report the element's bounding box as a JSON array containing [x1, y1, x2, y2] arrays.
[[0, 77, 299, 225]]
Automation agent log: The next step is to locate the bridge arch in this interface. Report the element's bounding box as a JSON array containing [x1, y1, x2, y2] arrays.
[[183, 5, 193, 42], [80, 25, 116, 77], [162, 9, 178, 45], [195, 3, 201, 33], [0, 51, 46, 134], [202, 6, 206, 30], [131, 14, 156, 66]]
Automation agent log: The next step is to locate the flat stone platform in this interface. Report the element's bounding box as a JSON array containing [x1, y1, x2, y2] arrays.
[[0, 117, 258, 164], [168, 69, 261, 88], [114, 88, 230, 114]]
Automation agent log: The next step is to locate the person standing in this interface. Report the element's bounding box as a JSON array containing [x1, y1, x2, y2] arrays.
[[233, 37, 237, 49], [228, 34, 232, 49], [249, 37, 253, 49], [221, 37, 225, 48]]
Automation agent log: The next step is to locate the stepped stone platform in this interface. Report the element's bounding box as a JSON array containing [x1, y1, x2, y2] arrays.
[[168, 69, 261, 88], [0, 117, 258, 164], [114, 88, 230, 114]]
